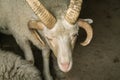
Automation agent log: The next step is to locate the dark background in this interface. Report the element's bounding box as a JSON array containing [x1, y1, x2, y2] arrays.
[[0, 0, 120, 80]]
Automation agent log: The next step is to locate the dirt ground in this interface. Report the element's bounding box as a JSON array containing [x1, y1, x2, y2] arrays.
[[0, 0, 120, 80]]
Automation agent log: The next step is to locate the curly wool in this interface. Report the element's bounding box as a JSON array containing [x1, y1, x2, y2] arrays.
[[0, 50, 41, 80]]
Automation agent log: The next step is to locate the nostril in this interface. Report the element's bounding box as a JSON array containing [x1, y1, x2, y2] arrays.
[[61, 62, 70, 70]]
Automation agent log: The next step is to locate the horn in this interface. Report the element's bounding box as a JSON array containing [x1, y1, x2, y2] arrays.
[[28, 20, 45, 47], [77, 19, 93, 46], [26, 0, 56, 29], [65, 0, 83, 24], [28, 20, 44, 30]]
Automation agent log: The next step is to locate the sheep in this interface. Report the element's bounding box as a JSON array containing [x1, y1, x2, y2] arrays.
[[0, 0, 93, 80], [0, 50, 41, 80]]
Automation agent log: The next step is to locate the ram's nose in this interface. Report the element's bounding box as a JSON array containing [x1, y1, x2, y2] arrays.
[[61, 62, 70, 71], [59, 62, 71, 72]]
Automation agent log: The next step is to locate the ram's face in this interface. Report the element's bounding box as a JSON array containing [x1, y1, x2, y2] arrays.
[[28, 18, 93, 72], [43, 19, 79, 72]]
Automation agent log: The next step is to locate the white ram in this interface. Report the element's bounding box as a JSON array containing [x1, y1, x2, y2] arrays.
[[0, 0, 93, 80]]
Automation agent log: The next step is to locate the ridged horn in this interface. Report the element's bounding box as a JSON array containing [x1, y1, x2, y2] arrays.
[[26, 0, 56, 29], [65, 0, 83, 24]]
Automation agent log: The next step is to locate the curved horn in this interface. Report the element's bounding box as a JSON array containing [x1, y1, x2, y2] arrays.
[[26, 0, 56, 29], [65, 0, 83, 24], [77, 19, 93, 46]]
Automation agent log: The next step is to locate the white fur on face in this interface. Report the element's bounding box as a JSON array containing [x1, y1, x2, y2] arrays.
[[41, 17, 79, 72]]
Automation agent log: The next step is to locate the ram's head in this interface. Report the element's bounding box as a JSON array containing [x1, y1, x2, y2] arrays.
[[27, 0, 93, 72]]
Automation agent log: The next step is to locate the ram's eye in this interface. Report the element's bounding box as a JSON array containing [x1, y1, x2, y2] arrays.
[[46, 36, 56, 47], [72, 33, 78, 38]]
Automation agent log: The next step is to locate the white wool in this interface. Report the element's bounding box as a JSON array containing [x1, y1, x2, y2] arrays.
[[0, 50, 41, 80]]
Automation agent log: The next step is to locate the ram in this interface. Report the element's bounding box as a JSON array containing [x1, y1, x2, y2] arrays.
[[0, 0, 93, 80]]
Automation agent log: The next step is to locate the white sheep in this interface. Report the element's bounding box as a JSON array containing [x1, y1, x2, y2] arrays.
[[0, 0, 93, 80], [0, 50, 41, 80]]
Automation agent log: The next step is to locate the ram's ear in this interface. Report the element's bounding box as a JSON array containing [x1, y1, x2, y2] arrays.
[[28, 20, 44, 30], [80, 18, 93, 24]]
